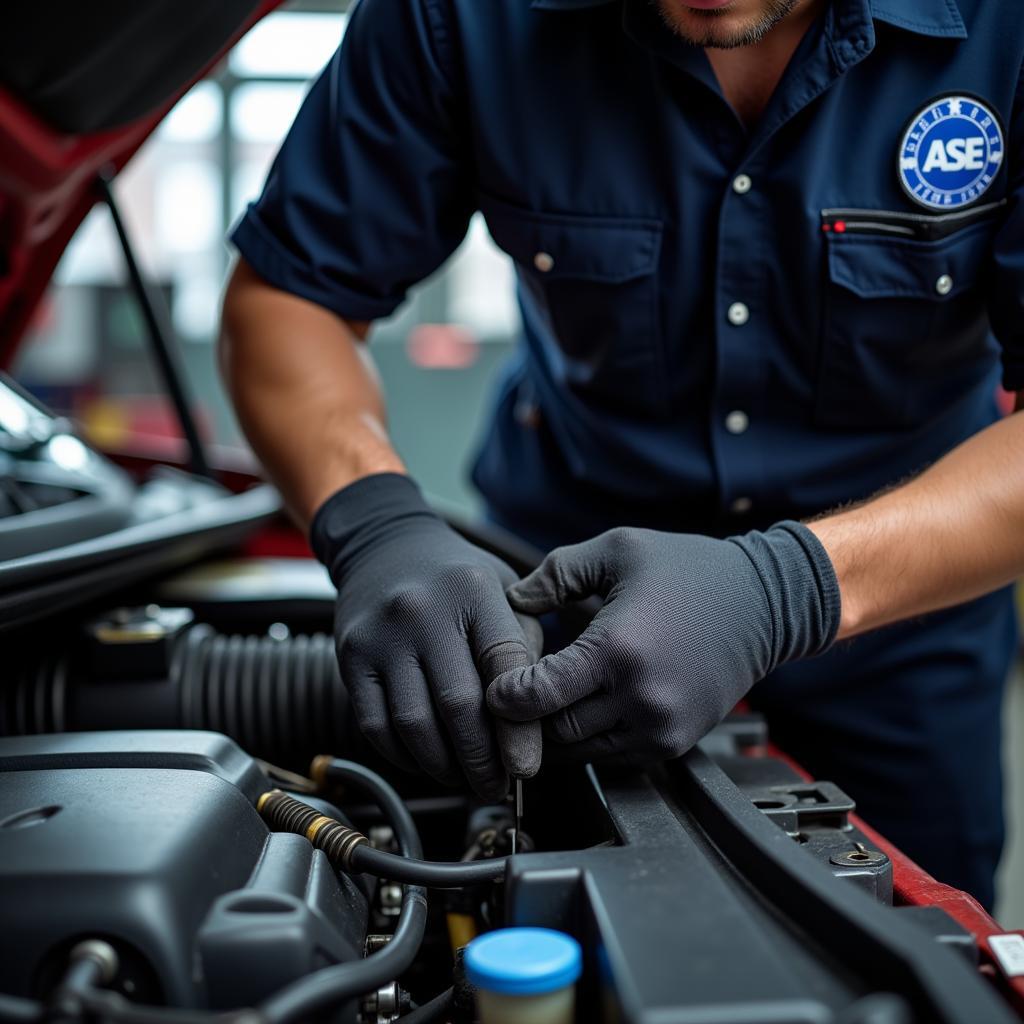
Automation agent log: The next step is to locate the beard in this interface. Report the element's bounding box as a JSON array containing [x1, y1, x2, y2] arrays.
[[656, 0, 802, 49]]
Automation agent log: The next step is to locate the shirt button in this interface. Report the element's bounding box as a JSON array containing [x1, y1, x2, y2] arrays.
[[732, 174, 752, 195], [725, 410, 749, 435], [935, 274, 953, 296], [730, 496, 753, 514], [533, 251, 555, 273], [514, 398, 542, 429], [727, 302, 750, 326]]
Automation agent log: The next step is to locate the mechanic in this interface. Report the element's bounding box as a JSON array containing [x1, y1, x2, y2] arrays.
[[219, 0, 1024, 909]]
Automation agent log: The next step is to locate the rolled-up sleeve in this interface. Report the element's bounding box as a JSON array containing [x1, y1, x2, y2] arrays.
[[990, 69, 1024, 391], [230, 0, 473, 322]]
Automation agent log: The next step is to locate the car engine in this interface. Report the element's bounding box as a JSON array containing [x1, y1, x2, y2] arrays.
[[0, 384, 1020, 1024], [1, 589, 1017, 1024]]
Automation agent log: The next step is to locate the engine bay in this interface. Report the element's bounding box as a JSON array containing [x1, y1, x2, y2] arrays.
[[0, 385, 1020, 1024], [1, 573, 1019, 1023]]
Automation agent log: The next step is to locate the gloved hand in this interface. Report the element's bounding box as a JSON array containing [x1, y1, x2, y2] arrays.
[[311, 473, 543, 799], [486, 522, 840, 766]]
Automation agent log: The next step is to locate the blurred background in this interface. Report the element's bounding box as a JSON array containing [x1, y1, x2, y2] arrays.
[[12, 0, 516, 514], [9, 0, 1022, 926]]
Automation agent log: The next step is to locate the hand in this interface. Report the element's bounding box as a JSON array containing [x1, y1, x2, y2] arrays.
[[311, 473, 543, 799], [487, 523, 839, 765]]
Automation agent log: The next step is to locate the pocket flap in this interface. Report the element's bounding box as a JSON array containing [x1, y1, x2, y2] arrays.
[[827, 222, 991, 300], [480, 194, 662, 284]]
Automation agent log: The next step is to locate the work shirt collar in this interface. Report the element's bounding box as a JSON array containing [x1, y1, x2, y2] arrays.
[[529, 0, 968, 40]]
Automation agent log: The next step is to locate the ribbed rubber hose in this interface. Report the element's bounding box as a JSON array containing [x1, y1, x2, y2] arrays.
[[175, 626, 349, 765], [4, 628, 352, 770]]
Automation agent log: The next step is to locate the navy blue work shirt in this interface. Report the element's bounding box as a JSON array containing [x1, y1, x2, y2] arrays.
[[231, 0, 1024, 551]]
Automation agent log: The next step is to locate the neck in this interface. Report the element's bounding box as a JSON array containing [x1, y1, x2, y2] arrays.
[[703, 0, 824, 128]]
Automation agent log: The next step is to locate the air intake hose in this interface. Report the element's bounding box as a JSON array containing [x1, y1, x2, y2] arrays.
[[2, 609, 353, 767]]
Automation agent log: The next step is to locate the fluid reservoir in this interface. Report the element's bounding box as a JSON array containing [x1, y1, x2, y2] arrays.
[[465, 927, 582, 1024]]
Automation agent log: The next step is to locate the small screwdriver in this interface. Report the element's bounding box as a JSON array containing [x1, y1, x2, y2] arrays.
[[511, 777, 523, 855]]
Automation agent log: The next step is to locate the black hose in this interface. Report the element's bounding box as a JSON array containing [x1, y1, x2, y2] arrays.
[[0, 985, 261, 1024], [4, 628, 351, 771], [258, 760, 430, 1024], [179, 627, 347, 766], [263, 764, 510, 888], [0, 993, 39, 1023], [0, 943, 251, 1024], [318, 759, 422, 858], [319, 756, 508, 880], [402, 987, 455, 1023], [77, 989, 253, 1024], [259, 889, 428, 1024], [319, 753, 507, 888], [321, 756, 506, 886], [46, 947, 110, 1023], [349, 844, 505, 888]]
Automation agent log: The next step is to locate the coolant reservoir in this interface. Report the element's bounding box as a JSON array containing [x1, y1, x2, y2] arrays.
[[465, 927, 582, 1024]]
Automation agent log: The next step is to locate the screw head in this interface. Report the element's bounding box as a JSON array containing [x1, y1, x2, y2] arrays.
[[830, 846, 888, 868]]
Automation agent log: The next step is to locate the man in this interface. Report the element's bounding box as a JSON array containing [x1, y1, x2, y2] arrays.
[[220, 0, 1024, 908]]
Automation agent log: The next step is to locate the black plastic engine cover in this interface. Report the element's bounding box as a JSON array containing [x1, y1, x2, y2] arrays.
[[0, 731, 367, 1009]]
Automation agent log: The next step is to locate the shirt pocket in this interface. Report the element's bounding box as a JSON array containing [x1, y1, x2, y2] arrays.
[[479, 193, 666, 416], [815, 203, 1003, 431]]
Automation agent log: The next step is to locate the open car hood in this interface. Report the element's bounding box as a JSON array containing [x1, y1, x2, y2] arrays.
[[0, 0, 284, 368]]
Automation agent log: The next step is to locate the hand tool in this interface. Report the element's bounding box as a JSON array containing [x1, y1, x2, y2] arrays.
[[512, 778, 523, 854]]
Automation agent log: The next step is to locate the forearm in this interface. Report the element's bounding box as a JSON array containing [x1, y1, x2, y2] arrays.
[[808, 406, 1024, 640], [218, 259, 405, 526]]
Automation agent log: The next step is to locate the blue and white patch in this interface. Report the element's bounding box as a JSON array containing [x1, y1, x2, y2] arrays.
[[898, 95, 1004, 210]]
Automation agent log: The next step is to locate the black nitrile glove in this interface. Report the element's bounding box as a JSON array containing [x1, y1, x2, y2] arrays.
[[486, 522, 840, 766], [311, 473, 543, 800]]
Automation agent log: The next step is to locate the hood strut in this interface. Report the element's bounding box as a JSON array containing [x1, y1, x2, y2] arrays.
[[97, 171, 214, 481]]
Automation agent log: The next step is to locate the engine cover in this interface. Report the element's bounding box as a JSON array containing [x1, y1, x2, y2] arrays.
[[0, 730, 367, 1009]]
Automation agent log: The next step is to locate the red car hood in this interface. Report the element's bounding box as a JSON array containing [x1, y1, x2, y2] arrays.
[[0, 1, 284, 368]]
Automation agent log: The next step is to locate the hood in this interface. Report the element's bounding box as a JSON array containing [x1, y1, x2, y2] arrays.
[[0, 0, 284, 367]]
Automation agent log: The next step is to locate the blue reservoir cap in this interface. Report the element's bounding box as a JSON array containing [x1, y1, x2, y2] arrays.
[[465, 928, 582, 996]]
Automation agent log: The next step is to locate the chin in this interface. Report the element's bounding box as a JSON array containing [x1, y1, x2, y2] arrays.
[[658, 0, 795, 48]]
